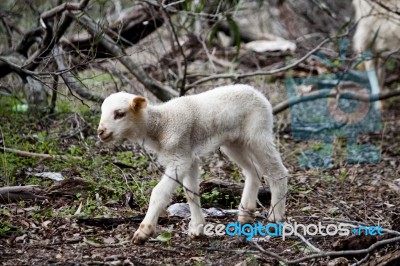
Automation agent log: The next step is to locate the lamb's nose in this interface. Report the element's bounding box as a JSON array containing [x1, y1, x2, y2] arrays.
[[97, 128, 105, 136]]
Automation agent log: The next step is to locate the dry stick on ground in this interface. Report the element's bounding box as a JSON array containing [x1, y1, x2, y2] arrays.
[[272, 87, 400, 115], [69, 12, 178, 102], [2, 147, 82, 161], [53, 46, 105, 103], [252, 236, 400, 265], [293, 231, 322, 253], [0, 185, 48, 203]]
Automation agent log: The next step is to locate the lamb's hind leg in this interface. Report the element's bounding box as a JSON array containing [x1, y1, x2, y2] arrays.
[[221, 144, 261, 224], [251, 137, 288, 222]]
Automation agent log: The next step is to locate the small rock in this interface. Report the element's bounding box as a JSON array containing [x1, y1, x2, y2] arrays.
[[32, 172, 64, 181]]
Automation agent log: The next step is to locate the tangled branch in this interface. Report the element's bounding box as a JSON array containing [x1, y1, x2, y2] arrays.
[[252, 235, 400, 265], [69, 12, 178, 101]]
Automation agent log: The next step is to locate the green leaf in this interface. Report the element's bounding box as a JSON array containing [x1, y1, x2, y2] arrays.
[[156, 231, 172, 242]]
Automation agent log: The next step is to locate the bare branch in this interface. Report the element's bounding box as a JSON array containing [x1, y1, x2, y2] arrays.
[[70, 12, 178, 101], [0, 16, 13, 48], [62, 3, 167, 59], [185, 37, 332, 89], [0, 57, 47, 78], [94, 61, 143, 95], [272, 87, 400, 115], [160, 4, 188, 95], [15, 27, 45, 56], [54, 46, 105, 103], [40, 0, 90, 20], [50, 74, 59, 114], [22, 0, 90, 71]]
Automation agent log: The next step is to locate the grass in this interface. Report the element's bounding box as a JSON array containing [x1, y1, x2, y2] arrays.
[[0, 93, 157, 219]]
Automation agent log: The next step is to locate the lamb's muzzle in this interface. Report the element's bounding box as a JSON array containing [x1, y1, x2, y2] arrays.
[[97, 126, 113, 142]]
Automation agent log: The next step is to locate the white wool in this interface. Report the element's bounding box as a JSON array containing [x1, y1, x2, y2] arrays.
[[98, 84, 288, 244]]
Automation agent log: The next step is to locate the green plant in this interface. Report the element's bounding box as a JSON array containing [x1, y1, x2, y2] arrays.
[[230, 167, 241, 181], [201, 190, 221, 206], [338, 168, 347, 182], [156, 231, 172, 246], [246, 254, 260, 266], [0, 221, 12, 236]]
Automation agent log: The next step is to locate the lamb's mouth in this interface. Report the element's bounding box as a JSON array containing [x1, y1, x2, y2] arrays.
[[99, 132, 113, 142]]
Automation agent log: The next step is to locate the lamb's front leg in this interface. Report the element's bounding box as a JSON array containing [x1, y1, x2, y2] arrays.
[[183, 161, 205, 238], [132, 168, 180, 244]]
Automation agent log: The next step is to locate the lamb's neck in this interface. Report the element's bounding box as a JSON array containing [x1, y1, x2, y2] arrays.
[[140, 105, 164, 152]]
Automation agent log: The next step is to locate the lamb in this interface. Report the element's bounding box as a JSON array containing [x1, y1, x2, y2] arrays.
[[353, 0, 400, 89], [97, 84, 289, 244]]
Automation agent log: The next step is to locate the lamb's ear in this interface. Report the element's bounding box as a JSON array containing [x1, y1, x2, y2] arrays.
[[130, 96, 147, 112]]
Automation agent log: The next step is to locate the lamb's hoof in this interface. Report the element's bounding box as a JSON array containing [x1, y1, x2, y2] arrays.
[[132, 223, 155, 245], [267, 208, 285, 223], [188, 221, 205, 238], [238, 209, 254, 224]]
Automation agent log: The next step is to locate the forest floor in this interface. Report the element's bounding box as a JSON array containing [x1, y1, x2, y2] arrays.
[[0, 93, 399, 266]]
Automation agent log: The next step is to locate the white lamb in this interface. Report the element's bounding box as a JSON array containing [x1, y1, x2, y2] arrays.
[[353, 0, 400, 89], [97, 84, 289, 244]]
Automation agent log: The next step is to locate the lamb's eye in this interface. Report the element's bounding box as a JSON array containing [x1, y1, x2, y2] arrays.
[[114, 111, 126, 120]]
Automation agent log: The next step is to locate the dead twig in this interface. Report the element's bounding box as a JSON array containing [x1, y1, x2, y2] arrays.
[[40, 0, 90, 20], [24, 0, 89, 71], [2, 147, 82, 161], [294, 231, 322, 253], [70, 12, 178, 101], [0, 185, 48, 203], [160, 4, 188, 95], [53, 46, 105, 103], [94, 61, 143, 95]]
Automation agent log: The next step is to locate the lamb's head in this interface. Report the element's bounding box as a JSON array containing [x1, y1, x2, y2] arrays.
[[97, 92, 148, 143]]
